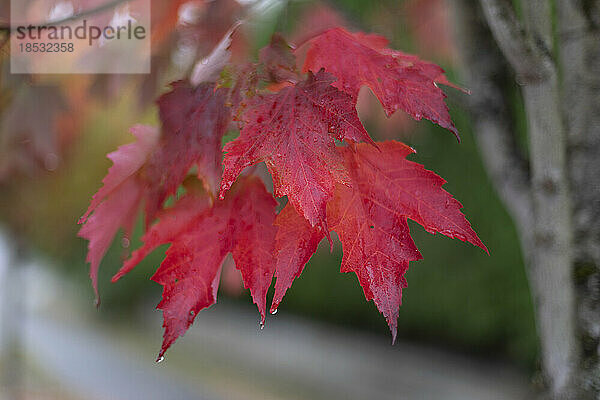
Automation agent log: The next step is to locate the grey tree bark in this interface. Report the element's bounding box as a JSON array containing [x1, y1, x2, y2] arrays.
[[450, 1, 600, 398]]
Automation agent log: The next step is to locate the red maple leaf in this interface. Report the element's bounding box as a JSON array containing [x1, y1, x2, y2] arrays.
[[220, 70, 373, 231], [302, 28, 459, 139], [271, 141, 487, 339], [113, 176, 277, 359]]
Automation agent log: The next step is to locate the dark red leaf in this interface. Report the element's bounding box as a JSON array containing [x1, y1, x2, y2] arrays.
[[328, 142, 486, 339], [145, 81, 230, 225], [259, 33, 299, 83]]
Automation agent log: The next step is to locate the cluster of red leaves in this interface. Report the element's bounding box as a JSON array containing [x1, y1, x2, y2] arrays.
[[79, 27, 486, 359]]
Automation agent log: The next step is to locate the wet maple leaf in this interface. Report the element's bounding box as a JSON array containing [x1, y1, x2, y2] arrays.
[[113, 176, 277, 358], [303, 28, 459, 139], [220, 70, 373, 231], [271, 141, 487, 339], [111, 193, 213, 283]]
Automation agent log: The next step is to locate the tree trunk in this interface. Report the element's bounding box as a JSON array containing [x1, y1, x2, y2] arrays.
[[451, 0, 600, 398], [556, 0, 600, 395]]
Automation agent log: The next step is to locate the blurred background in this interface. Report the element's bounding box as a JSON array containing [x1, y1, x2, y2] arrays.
[[0, 0, 537, 399]]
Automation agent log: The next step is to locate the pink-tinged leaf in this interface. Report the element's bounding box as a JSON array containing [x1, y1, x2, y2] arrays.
[[271, 204, 324, 313], [303, 28, 459, 139], [78, 178, 144, 303], [79, 125, 159, 224], [78, 125, 159, 299], [290, 3, 348, 45], [220, 70, 372, 230], [404, 0, 457, 61], [145, 81, 230, 225]]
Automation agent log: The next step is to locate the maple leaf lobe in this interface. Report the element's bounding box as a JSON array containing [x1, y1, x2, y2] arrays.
[[271, 204, 324, 313]]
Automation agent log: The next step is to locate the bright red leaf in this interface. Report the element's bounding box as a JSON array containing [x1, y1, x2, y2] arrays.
[[80, 81, 230, 299], [303, 28, 459, 139], [270, 141, 487, 339]]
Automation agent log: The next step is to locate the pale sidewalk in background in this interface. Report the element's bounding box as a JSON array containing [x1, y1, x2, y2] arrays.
[[0, 230, 532, 400]]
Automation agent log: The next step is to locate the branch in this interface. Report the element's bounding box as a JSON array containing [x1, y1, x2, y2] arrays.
[[482, 0, 577, 394], [0, 0, 130, 32], [479, 0, 552, 83]]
